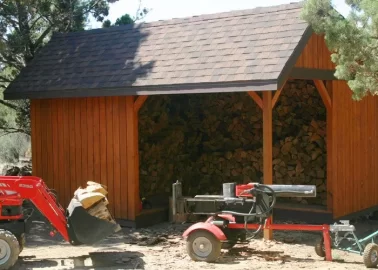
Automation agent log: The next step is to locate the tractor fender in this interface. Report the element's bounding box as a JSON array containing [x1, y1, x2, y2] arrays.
[[182, 222, 227, 241]]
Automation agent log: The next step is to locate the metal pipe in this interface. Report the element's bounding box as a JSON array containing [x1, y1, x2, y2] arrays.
[[263, 184, 317, 198]]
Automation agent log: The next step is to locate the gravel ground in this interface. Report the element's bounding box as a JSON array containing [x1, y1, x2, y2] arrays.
[[10, 217, 378, 270]]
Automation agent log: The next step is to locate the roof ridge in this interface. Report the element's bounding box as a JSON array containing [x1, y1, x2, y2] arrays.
[[53, 1, 304, 38]]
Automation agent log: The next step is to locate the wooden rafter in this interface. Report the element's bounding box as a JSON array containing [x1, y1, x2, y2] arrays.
[[271, 88, 283, 109], [247, 91, 263, 109], [313, 80, 332, 111], [134, 95, 148, 113], [272, 79, 288, 109]]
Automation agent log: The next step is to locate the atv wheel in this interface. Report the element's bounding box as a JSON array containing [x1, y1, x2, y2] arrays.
[[363, 243, 378, 268], [0, 230, 20, 270], [186, 230, 221, 262]]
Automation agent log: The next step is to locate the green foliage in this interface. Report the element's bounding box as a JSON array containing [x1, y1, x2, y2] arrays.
[[115, 14, 134, 26], [0, 0, 119, 137], [301, 0, 378, 100], [102, 1, 149, 28]]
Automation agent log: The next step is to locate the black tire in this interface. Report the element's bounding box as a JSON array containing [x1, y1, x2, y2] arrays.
[[315, 237, 326, 257], [0, 230, 20, 270], [186, 230, 222, 262], [363, 243, 378, 268]]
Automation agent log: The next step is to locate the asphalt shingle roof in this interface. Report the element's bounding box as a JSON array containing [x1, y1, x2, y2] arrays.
[[4, 1, 311, 99]]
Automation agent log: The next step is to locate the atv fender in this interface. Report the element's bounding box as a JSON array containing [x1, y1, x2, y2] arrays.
[[182, 222, 227, 241]]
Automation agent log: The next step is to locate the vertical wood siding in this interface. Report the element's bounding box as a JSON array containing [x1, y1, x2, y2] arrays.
[[295, 33, 335, 70], [332, 80, 378, 218], [30, 96, 138, 220]]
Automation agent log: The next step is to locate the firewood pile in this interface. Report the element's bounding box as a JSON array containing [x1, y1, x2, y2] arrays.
[[138, 80, 327, 206]]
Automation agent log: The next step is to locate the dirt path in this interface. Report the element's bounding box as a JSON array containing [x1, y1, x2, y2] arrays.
[[12, 219, 378, 270]]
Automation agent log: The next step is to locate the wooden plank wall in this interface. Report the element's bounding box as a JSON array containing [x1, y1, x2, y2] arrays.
[[331, 80, 378, 218], [295, 33, 335, 70], [30, 96, 138, 220]]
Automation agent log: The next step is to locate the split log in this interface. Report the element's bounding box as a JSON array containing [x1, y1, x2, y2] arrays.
[[72, 181, 115, 222]]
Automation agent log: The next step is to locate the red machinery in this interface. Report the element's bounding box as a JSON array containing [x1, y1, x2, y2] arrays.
[[0, 176, 120, 270], [174, 182, 333, 263]]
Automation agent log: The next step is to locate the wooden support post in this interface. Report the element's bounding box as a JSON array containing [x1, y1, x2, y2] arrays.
[[325, 81, 333, 212], [263, 91, 273, 240], [314, 80, 333, 212], [126, 96, 137, 220], [125, 95, 148, 219]]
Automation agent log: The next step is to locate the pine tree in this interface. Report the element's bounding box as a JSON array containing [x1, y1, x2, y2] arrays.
[[301, 0, 378, 100]]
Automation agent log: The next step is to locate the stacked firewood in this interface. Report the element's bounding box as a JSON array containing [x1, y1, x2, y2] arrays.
[[138, 80, 327, 206]]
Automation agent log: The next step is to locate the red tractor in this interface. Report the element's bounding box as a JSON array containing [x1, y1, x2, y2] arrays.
[[0, 176, 120, 269]]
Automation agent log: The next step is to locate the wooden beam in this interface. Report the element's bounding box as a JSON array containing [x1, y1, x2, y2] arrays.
[[313, 80, 332, 111], [263, 91, 273, 240], [134, 95, 148, 113], [134, 103, 140, 216], [126, 96, 138, 220], [325, 81, 333, 212], [248, 91, 263, 110]]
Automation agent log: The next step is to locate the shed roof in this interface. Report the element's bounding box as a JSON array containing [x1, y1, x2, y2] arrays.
[[4, 1, 313, 100]]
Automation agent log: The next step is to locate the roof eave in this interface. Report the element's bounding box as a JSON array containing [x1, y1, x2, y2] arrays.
[[3, 80, 278, 100], [277, 25, 314, 89]]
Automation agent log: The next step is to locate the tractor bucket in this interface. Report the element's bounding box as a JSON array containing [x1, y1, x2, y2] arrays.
[[66, 198, 121, 246]]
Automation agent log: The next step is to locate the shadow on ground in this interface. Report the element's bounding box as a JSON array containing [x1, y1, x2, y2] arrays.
[[218, 246, 315, 264], [25, 219, 127, 248], [12, 251, 145, 270]]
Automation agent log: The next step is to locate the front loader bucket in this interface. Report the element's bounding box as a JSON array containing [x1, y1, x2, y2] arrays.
[[66, 198, 121, 246]]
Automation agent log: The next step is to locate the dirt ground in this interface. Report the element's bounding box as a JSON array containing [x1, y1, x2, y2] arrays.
[[10, 216, 378, 270]]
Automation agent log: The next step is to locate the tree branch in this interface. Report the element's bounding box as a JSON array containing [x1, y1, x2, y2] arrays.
[[0, 100, 28, 115], [29, 15, 44, 30], [0, 54, 23, 71], [0, 127, 30, 137], [0, 75, 12, 83], [82, 0, 103, 16], [33, 25, 52, 50]]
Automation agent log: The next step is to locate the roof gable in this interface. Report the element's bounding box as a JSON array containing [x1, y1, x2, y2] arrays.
[[4, 1, 312, 99]]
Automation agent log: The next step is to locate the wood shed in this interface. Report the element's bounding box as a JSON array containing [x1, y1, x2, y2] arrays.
[[3, 2, 378, 228]]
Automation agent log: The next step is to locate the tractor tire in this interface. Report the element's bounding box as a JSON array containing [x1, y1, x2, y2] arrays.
[[186, 230, 222, 262], [0, 230, 20, 270], [363, 243, 378, 268], [18, 234, 25, 253]]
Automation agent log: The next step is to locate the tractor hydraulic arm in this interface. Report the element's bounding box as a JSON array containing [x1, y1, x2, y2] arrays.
[[0, 176, 69, 242]]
